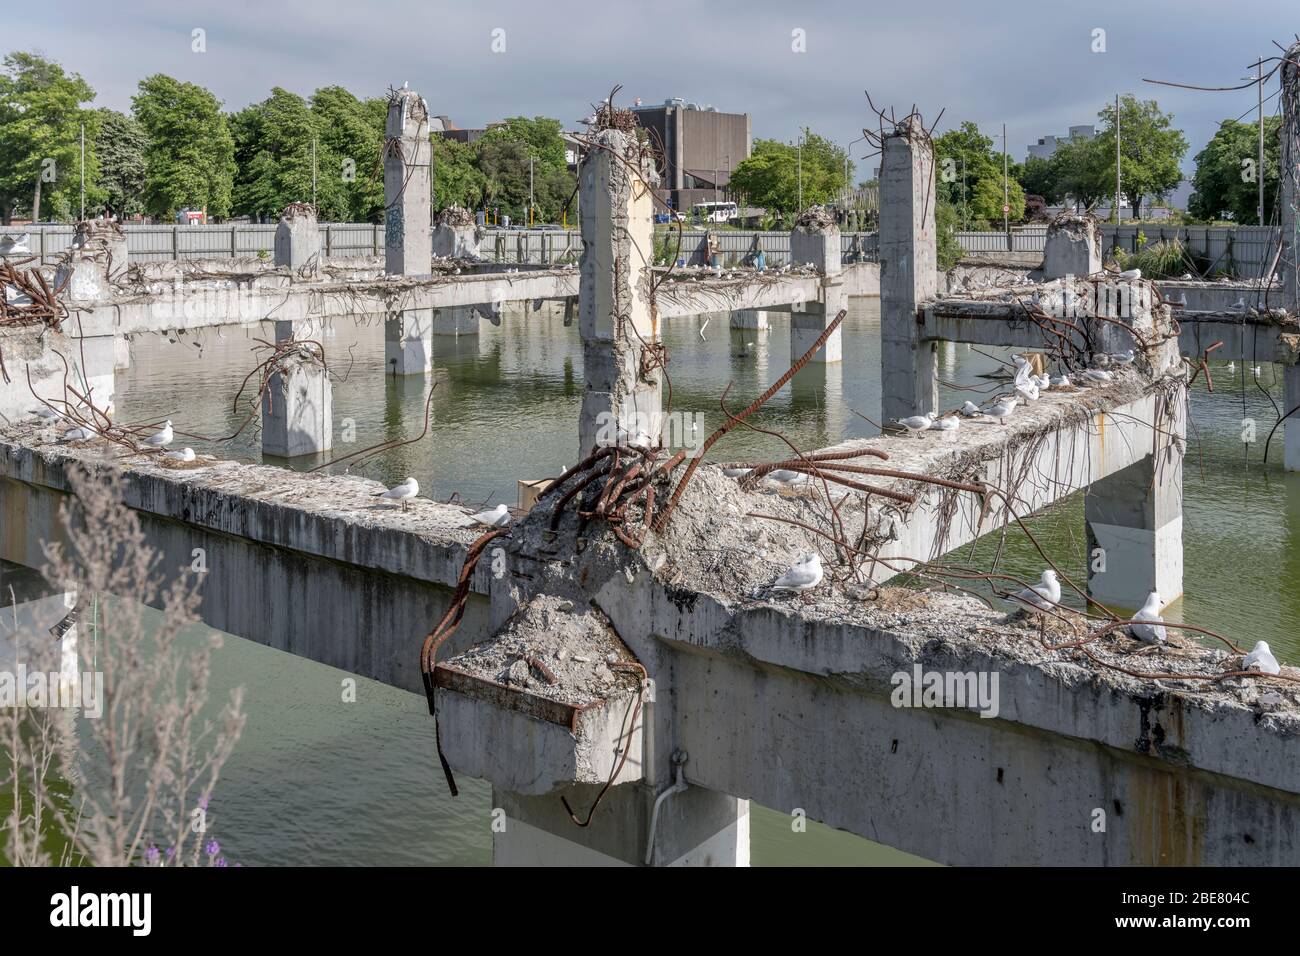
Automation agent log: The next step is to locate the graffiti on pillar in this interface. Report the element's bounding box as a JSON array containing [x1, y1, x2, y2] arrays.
[[386, 207, 405, 249]]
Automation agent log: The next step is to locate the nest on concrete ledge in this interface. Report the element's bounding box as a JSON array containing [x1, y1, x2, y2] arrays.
[[279, 202, 317, 222], [435, 205, 476, 227], [794, 205, 837, 232]]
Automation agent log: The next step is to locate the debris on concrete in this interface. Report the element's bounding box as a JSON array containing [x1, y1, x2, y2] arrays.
[[445, 594, 641, 707]]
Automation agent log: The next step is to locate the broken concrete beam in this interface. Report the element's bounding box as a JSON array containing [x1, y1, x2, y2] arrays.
[[435, 596, 646, 795], [274, 203, 320, 274], [880, 119, 939, 422], [1042, 213, 1101, 279]]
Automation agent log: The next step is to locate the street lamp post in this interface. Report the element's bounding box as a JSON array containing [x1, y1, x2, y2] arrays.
[[1245, 58, 1266, 224], [797, 136, 803, 212]]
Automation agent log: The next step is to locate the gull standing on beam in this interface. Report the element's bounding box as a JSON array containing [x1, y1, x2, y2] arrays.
[[1128, 591, 1167, 645], [141, 419, 173, 449], [770, 553, 823, 596], [894, 412, 935, 438], [375, 476, 419, 512], [470, 503, 511, 527], [985, 398, 1017, 424], [1241, 641, 1281, 675], [1006, 569, 1061, 615]]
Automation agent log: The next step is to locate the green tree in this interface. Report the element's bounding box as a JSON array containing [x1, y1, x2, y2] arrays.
[[1090, 95, 1187, 220], [728, 131, 846, 221], [1017, 155, 1060, 204], [0, 52, 98, 223], [92, 109, 146, 219], [1050, 137, 1109, 210], [474, 116, 575, 223], [970, 175, 1025, 227], [132, 74, 235, 220], [230, 88, 340, 220], [1188, 117, 1281, 224], [431, 136, 486, 213], [935, 193, 963, 270], [311, 87, 387, 222]]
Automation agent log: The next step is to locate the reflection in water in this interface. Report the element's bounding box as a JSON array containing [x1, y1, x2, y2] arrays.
[[71, 301, 1297, 864]]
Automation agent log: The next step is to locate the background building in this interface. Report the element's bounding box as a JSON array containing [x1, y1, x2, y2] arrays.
[[1027, 124, 1095, 161], [631, 99, 751, 212]]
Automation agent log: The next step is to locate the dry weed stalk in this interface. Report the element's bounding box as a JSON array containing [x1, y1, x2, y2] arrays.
[[2, 465, 245, 866]]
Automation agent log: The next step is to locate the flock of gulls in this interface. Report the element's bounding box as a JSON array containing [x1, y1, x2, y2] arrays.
[[891, 349, 1132, 437]]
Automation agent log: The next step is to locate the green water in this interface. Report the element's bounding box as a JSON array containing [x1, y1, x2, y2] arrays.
[[10, 299, 1296, 865]]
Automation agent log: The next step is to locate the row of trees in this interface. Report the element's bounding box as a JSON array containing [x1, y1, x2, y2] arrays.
[[1016, 96, 1188, 220], [0, 51, 577, 225], [728, 132, 851, 225]]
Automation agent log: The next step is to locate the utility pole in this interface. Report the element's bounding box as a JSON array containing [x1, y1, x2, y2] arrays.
[[529, 155, 534, 226], [79, 122, 85, 221], [1259, 56, 1265, 224], [1248, 57, 1265, 223], [1115, 93, 1122, 225], [797, 135, 803, 211], [1002, 123, 1009, 237], [962, 154, 968, 231]]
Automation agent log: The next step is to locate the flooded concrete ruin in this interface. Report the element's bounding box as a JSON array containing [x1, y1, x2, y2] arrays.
[[3, 69, 1300, 868]]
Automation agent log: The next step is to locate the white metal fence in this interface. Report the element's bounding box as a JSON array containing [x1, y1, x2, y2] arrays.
[[1, 223, 384, 264], [1098, 224, 1278, 280], [7, 222, 1275, 278], [954, 225, 1281, 279], [2, 224, 882, 268]]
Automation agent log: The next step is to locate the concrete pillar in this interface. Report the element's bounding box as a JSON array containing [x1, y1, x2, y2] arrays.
[[385, 310, 434, 373], [262, 320, 332, 458], [274, 203, 320, 274], [1281, 42, 1300, 313], [432, 207, 481, 259], [578, 128, 661, 451], [730, 309, 770, 332], [54, 251, 114, 304], [1085, 447, 1184, 611], [432, 306, 481, 336], [384, 87, 434, 375], [492, 784, 749, 867], [880, 120, 939, 423], [789, 207, 843, 363], [1286, 364, 1300, 472], [70, 220, 128, 283], [1042, 214, 1101, 279]]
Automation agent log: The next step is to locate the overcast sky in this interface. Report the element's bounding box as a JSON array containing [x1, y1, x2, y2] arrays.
[[10, 0, 1297, 174]]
